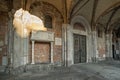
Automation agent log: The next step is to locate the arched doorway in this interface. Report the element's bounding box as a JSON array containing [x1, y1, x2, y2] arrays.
[[73, 23, 86, 63], [66, 16, 91, 66]]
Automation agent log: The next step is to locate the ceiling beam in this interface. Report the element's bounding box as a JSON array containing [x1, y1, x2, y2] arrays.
[[70, 0, 83, 18], [62, 0, 68, 23], [91, 0, 98, 30], [105, 6, 120, 33], [72, 0, 89, 17]]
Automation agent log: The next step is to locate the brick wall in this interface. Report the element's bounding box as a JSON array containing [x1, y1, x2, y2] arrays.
[[29, 2, 63, 64]]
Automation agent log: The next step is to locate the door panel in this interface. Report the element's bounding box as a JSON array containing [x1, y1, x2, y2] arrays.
[[74, 35, 80, 63], [34, 42, 50, 63], [74, 34, 86, 63], [80, 36, 86, 62]]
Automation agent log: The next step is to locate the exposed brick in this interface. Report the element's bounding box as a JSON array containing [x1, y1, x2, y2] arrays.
[[29, 2, 63, 64]]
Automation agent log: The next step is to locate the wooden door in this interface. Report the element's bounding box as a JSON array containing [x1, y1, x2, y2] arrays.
[[34, 42, 50, 63], [74, 34, 86, 63]]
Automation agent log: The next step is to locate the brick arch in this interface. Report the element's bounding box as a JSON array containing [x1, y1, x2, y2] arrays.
[[29, 1, 64, 35], [29, 1, 63, 23], [71, 16, 91, 33], [73, 22, 86, 31]]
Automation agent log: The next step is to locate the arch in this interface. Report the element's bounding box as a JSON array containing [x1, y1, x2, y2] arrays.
[[29, 1, 63, 22], [29, 1, 64, 28], [73, 22, 86, 31], [95, 2, 120, 26], [108, 18, 120, 34], [44, 15, 53, 28], [67, 16, 92, 66], [70, 16, 91, 32]]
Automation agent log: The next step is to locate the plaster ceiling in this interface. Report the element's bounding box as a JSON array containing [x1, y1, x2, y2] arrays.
[[1, 0, 120, 32], [70, 0, 120, 33]]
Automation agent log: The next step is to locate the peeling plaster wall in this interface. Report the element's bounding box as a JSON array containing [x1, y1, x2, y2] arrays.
[[13, 33, 29, 68], [97, 36, 106, 60], [105, 34, 113, 59]]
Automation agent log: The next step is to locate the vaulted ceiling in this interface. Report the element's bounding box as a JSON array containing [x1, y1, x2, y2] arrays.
[[0, 0, 120, 33]]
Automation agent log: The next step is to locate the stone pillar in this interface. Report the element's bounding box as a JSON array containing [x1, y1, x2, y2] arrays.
[[13, 33, 22, 67], [51, 42, 54, 63], [8, 11, 14, 67], [23, 38, 29, 65], [91, 31, 98, 62], [31, 41, 35, 64], [67, 24, 74, 66], [13, 34, 29, 67], [62, 24, 67, 66], [105, 34, 113, 60], [62, 24, 72, 66], [13, 26, 29, 68], [86, 32, 92, 62]]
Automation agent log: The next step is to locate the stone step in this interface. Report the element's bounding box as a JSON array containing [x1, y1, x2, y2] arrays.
[[26, 64, 71, 73], [10, 64, 71, 75]]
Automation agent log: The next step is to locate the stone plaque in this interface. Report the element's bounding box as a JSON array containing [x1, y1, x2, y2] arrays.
[[55, 38, 62, 45], [31, 31, 54, 41]]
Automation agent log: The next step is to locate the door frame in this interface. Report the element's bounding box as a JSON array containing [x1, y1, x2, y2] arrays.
[[66, 16, 91, 66]]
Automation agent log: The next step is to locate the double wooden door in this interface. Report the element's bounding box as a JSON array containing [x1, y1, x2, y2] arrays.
[[74, 34, 86, 64]]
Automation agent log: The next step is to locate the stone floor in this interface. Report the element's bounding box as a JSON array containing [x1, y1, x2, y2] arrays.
[[0, 60, 120, 80]]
